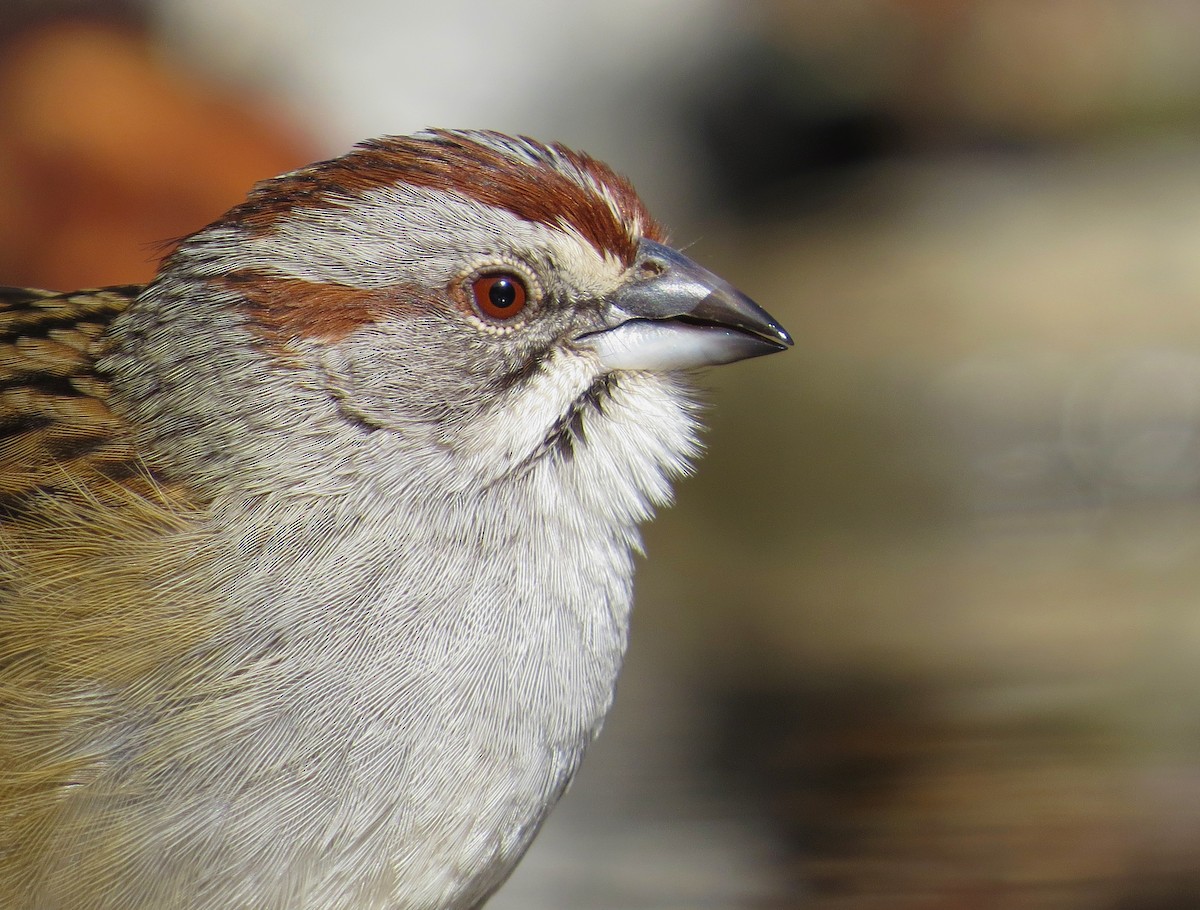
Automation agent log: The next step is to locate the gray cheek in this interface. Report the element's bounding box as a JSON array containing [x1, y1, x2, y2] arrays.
[[314, 323, 494, 438]]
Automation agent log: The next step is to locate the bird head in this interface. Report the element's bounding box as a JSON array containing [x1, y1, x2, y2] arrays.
[[110, 130, 791, 500]]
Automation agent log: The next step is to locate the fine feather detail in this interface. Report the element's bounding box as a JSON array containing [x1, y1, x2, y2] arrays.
[[0, 473, 218, 906], [525, 373, 619, 467], [0, 287, 191, 519], [0, 290, 213, 903]]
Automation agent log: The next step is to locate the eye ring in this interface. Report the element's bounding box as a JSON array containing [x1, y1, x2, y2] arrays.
[[471, 272, 528, 321]]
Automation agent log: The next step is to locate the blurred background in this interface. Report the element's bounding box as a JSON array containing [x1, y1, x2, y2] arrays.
[[6, 1, 1200, 907]]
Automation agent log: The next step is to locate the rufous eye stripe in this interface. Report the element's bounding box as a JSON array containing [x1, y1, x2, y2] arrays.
[[217, 272, 438, 342]]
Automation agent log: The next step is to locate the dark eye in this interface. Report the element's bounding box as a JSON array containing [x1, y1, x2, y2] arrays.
[[471, 273, 528, 320]]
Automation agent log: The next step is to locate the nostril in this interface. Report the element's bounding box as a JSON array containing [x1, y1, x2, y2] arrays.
[[636, 258, 666, 279]]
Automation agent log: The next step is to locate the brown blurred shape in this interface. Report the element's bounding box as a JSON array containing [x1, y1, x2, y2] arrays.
[[0, 16, 315, 290]]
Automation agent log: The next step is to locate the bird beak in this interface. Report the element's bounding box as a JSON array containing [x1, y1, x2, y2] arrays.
[[577, 239, 793, 371]]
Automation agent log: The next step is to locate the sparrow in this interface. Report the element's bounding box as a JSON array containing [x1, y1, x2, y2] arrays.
[[0, 129, 791, 910]]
